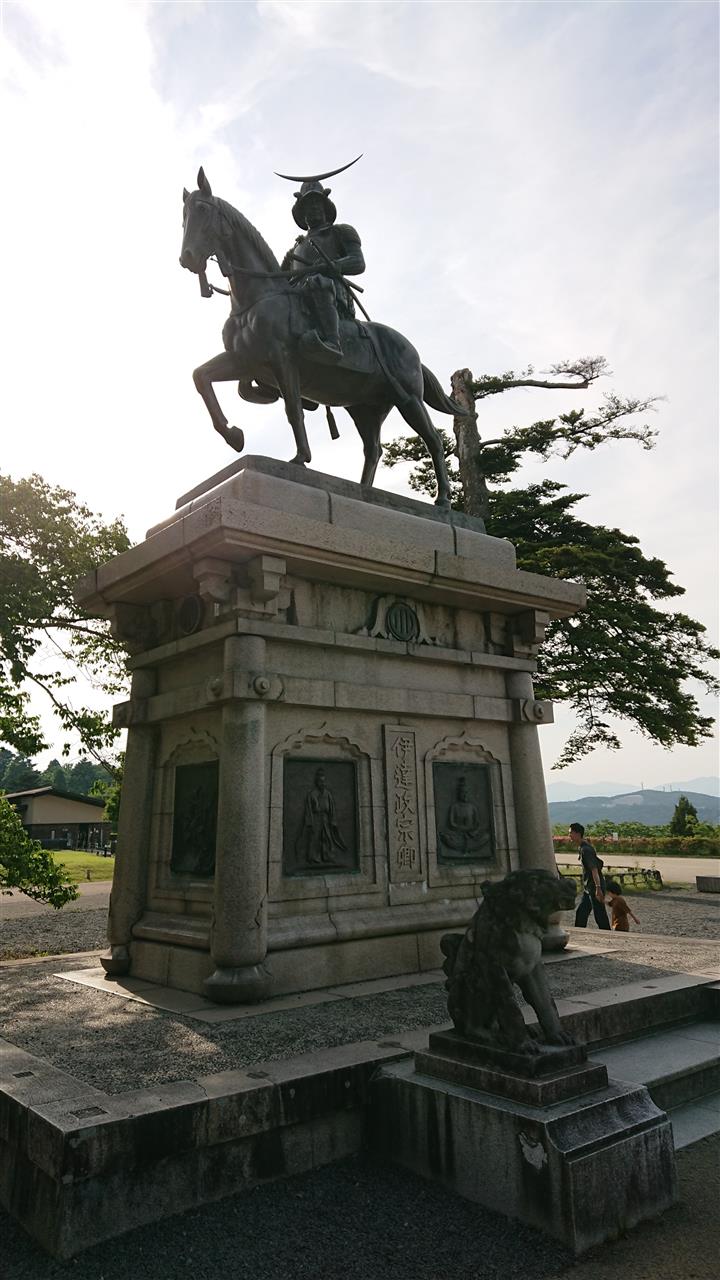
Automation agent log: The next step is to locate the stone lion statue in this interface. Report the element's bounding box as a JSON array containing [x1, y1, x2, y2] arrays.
[[440, 869, 577, 1054]]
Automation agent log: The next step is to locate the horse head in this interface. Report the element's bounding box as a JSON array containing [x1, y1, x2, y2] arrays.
[[180, 168, 225, 275], [180, 168, 280, 284]]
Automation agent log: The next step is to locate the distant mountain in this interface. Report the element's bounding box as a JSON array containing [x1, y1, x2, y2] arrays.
[[546, 776, 720, 803], [656, 776, 720, 797], [545, 780, 638, 802], [548, 789, 720, 828]]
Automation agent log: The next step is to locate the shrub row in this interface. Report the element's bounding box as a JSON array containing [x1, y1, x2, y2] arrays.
[[552, 835, 719, 857]]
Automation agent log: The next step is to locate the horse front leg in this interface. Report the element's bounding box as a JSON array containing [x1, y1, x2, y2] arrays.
[[272, 358, 311, 465], [192, 351, 245, 453]]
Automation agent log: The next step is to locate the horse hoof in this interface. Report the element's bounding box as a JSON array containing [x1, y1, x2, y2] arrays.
[[227, 426, 244, 453], [435, 496, 451, 511], [288, 453, 310, 467]]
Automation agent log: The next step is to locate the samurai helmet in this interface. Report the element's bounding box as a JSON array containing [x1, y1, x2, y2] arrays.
[[275, 155, 362, 230]]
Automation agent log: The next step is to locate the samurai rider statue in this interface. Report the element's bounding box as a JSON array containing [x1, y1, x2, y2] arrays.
[[278, 158, 365, 364]]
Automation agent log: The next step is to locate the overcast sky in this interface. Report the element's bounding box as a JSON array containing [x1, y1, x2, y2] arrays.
[[1, 0, 718, 788]]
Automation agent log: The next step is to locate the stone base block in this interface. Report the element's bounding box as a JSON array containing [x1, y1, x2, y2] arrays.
[[204, 963, 273, 1004], [100, 945, 130, 976], [417, 1030, 608, 1106], [370, 1059, 677, 1254], [0, 1036, 410, 1259], [129, 921, 453, 1002]]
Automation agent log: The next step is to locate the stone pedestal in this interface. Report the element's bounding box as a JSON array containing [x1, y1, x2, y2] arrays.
[[76, 456, 585, 1003], [371, 1034, 677, 1254]]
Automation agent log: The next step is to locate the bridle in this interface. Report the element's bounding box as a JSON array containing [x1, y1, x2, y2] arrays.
[[186, 196, 294, 297]]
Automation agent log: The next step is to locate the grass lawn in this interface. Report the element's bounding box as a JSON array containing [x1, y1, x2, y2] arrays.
[[51, 850, 115, 882]]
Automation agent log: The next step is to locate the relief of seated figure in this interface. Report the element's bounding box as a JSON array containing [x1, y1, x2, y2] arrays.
[[438, 776, 492, 859]]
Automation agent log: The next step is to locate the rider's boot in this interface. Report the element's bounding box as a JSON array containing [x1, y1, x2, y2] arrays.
[[307, 285, 343, 363]]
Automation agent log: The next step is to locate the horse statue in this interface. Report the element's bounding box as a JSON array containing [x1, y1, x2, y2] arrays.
[[180, 169, 466, 508]]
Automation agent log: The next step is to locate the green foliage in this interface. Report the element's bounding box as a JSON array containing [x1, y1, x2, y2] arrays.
[[0, 473, 130, 768], [41, 758, 68, 790], [90, 755, 123, 824], [0, 750, 115, 796], [0, 793, 78, 907], [384, 359, 719, 765], [0, 753, 44, 792], [66, 757, 114, 794], [553, 833, 718, 858], [48, 849, 115, 882], [669, 794, 700, 836]]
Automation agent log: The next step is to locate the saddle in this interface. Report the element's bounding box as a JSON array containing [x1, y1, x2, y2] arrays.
[[297, 319, 376, 374]]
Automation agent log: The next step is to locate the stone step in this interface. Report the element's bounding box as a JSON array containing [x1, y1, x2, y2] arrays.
[[551, 973, 719, 1049], [589, 1020, 720, 1111], [667, 1091, 720, 1149]]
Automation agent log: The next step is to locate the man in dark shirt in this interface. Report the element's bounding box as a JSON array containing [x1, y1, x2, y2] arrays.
[[569, 822, 611, 929]]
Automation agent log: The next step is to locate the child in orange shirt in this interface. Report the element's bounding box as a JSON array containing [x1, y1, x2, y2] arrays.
[[605, 881, 640, 932]]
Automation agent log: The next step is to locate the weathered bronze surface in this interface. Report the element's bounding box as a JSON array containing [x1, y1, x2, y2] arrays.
[[179, 165, 467, 507], [283, 760, 358, 876], [434, 762, 494, 862], [170, 761, 218, 876]]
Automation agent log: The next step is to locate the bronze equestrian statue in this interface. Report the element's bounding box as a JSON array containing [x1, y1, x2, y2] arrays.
[[179, 160, 465, 507]]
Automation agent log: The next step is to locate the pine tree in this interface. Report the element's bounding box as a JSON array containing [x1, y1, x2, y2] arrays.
[[1, 755, 44, 793], [41, 759, 69, 791], [669, 795, 699, 836], [384, 359, 718, 764]]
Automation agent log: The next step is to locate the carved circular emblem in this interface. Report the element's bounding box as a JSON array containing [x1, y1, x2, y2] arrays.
[[253, 676, 271, 696], [177, 594, 204, 636], [386, 601, 420, 643]]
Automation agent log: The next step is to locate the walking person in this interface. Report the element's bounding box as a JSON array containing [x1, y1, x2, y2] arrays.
[[569, 822, 611, 929], [605, 880, 640, 931]]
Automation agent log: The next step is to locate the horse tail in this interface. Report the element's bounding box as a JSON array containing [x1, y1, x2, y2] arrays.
[[422, 364, 470, 416]]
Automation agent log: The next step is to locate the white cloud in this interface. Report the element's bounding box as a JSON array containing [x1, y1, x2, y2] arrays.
[[1, 0, 717, 782]]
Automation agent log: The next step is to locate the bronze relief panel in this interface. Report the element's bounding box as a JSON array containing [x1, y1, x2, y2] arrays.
[[170, 760, 219, 876], [283, 758, 359, 877], [433, 762, 495, 864]]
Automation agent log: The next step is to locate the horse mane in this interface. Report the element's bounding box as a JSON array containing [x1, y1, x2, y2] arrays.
[[215, 196, 280, 272]]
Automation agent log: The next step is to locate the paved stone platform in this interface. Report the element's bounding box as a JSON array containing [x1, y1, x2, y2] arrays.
[[1, 929, 718, 1261], [1, 930, 717, 1094]]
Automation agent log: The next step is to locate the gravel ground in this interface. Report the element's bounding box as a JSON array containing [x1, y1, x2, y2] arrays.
[[1, 933, 717, 1094], [3, 1153, 571, 1280], [3, 1137, 718, 1280], [1, 890, 718, 1280], [1, 887, 716, 962], [0, 907, 110, 960]]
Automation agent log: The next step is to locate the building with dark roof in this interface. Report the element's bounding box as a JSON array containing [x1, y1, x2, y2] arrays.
[[4, 787, 111, 851]]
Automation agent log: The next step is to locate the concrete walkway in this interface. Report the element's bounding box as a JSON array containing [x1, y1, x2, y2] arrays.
[[0, 879, 110, 918], [556, 852, 718, 884]]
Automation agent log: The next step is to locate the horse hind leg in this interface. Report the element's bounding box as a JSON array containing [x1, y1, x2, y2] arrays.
[[395, 396, 451, 508], [346, 404, 390, 486]]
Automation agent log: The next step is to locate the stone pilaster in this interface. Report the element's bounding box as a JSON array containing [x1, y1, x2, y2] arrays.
[[506, 670, 567, 951], [204, 634, 271, 1003], [101, 668, 158, 976]]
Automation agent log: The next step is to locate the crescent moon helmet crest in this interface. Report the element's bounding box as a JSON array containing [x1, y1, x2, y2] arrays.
[[274, 154, 363, 184]]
